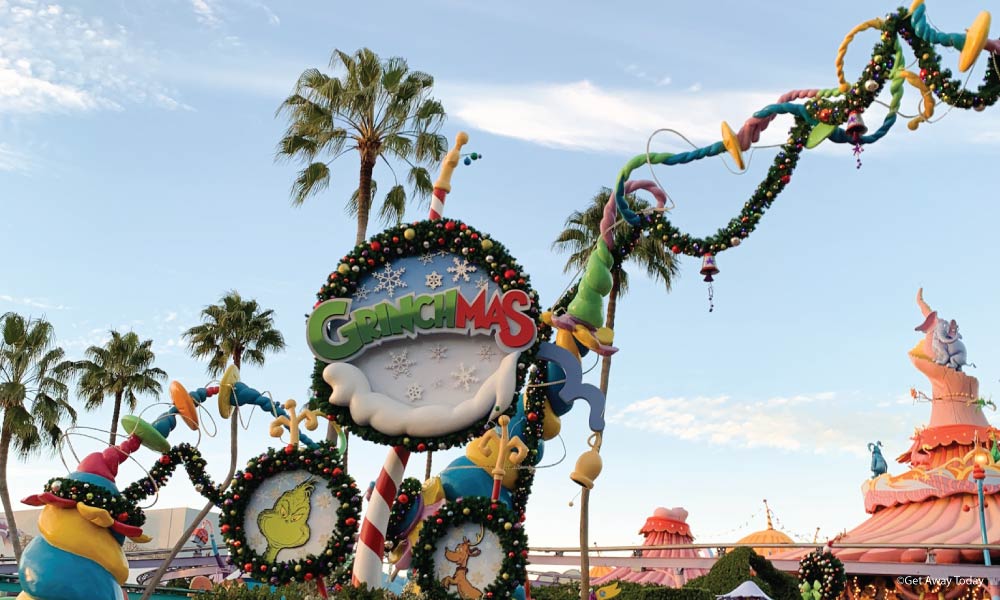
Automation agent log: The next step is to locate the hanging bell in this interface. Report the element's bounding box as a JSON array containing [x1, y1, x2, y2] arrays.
[[700, 253, 719, 282], [845, 111, 868, 138]]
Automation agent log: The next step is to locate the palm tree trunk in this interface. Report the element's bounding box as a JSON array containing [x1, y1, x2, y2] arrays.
[[355, 153, 377, 246], [140, 412, 240, 600], [233, 348, 242, 370], [0, 424, 23, 561], [581, 271, 620, 600], [109, 390, 123, 446], [425, 451, 433, 480]]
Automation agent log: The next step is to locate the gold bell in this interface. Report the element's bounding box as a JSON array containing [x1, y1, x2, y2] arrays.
[[570, 433, 603, 489]]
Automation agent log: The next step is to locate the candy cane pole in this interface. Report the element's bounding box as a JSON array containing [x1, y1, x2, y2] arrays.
[[352, 445, 411, 588], [429, 131, 469, 220]]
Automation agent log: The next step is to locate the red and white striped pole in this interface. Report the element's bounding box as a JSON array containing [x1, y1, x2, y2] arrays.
[[428, 131, 469, 220], [352, 445, 411, 588]]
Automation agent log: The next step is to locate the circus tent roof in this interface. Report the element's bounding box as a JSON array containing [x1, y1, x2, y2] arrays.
[[718, 581, 774, 600]]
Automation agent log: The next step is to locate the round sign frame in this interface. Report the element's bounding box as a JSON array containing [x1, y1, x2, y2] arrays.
[[308, 219, 542, 452], [412, 496, 528, 600], [218, 443, 360, 585]]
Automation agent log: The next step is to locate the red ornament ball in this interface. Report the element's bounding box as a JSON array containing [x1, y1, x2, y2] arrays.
[[527, 412, 538, 422], [504, 269, 517, 280], [370, 241, 382, 252], [345, 517, 357, 526], [304, 573, 314, 581], [159, 455, 171, 465], [398, 494, 410, 504], [284, 444, 295, 454], [244, 563, 253, 572], [444, 221, 456, 231], [243, 472, 253, 480], [332, 468, 343, 476]]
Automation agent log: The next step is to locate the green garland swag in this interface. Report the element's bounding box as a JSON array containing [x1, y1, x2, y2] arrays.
[[412, 496, 529, 600], [387, 477, 424, 541], [121, 443, 222, 507], [798, 550, 846, 600], [308, 218, 542, 452], [218, 443, 361, 586], [609, 8, 1000, 263], [43, 477, 146, 529]]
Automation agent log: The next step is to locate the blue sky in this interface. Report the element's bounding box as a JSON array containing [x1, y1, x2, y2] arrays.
[[3, 0, 1000, 553]]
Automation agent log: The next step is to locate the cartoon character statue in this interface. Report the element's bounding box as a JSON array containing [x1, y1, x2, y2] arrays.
[[868, 441, 887, 478], [18, 435, 151, 600], [915, 289, 969, 371], [257, 478, 316, 562]]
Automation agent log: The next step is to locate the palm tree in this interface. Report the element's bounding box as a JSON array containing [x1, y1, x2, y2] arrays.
[[144, 293, 286, 600], [552, 189, 679, 600], [0, 313, 76, 561], [75, 331, 167, 446], [553, 188, 679, 395], [183, 291, 286, 376], [275, 47, 447, 245]]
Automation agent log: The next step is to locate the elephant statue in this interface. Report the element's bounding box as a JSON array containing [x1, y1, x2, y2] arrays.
[[915, 290, 969, 371], [869, 441, 887, 478]]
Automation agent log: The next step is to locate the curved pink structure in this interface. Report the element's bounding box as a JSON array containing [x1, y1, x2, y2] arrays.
[[778, 290, 1000, 565], [591, 507, 707, 587]]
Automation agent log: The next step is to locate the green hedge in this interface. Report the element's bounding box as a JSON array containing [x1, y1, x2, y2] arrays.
[[683, 547, 799, 600], [638, 587, 714, 600]]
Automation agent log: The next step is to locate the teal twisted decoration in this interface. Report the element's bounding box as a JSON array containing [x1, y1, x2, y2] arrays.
[[911, 3, 967, 49]]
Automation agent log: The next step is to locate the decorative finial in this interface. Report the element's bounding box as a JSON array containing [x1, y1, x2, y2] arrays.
[[763, 499, 774, 530], [269, 399, 319, 447], [475, 415, 529, 501]]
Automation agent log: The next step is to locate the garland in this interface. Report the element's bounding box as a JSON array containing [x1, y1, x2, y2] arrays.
[[412, 496, 529, 600], [798, 550, 846, 600], [309, 218, 542, 452], [121, 443, 222, 507], [610, 7, 1000, 263], [43, 477, 146, 529], [217, 443, 361, 586], [387, 477, 424, 540]]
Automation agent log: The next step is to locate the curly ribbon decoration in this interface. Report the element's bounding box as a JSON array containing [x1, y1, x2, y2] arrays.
[[600, 179, 667, 249], [837, 18, 886, 92], [737, 88, 839, 150], [910, 3, 965, 50], [898, 69, 936, 129]]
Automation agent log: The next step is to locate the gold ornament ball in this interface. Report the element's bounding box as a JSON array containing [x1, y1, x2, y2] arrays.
[[404, 228, 416, 241], [338, 264, 350, 274], [481, 239, 494, 250], [463, 508, 471, 515]]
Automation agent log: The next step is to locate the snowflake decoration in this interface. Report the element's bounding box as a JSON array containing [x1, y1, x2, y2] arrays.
[[451, 363, 479, 392], [353, 284, 370, 302], [418, 252, 435, 265], [432, 379, 446, 389], [373, 263, 407, 298], [428, 344, 448, 362], [406, 384, 423, 403], [314, 493, 334, 510], [446, 257, 477, 282], [435, 250, 449, 258], [385, 350, 415, 379], [475, 275, 489, 292], [425, 271, 443, 290], [477, 344, 496, 362]]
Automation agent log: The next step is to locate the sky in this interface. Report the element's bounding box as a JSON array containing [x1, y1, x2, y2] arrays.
[[3, 0, 1000, 559]]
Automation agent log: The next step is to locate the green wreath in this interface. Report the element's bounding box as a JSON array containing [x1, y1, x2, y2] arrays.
[[217, 443, 361, 586], [412, 496, 529, 600], [798, 550, 846, 600], [309, 218, 543, 452]]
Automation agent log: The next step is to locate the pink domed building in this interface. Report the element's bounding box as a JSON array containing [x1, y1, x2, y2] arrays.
[[591, 507, 707, 587]]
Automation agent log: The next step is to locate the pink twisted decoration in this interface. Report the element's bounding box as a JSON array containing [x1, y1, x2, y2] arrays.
[[736, 89, 821, 150], [600, 179, 667, 249]]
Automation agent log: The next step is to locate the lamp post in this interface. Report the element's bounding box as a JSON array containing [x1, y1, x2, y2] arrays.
[[972, 446, 992, 566]]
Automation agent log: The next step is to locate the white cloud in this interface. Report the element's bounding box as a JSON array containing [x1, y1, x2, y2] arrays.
[[0, 144, 31, 172], [687, 82, 703, 93], [0, 294, 68, 310], [609, 392, 910, 457], [438, 79, 783, 154], [0, 1, 187, 115], [191, 0, 222, 27], [624, 64, 671, 87]]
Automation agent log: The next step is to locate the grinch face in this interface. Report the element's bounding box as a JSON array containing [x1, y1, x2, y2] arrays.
[[257, 478, 316, 562]]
